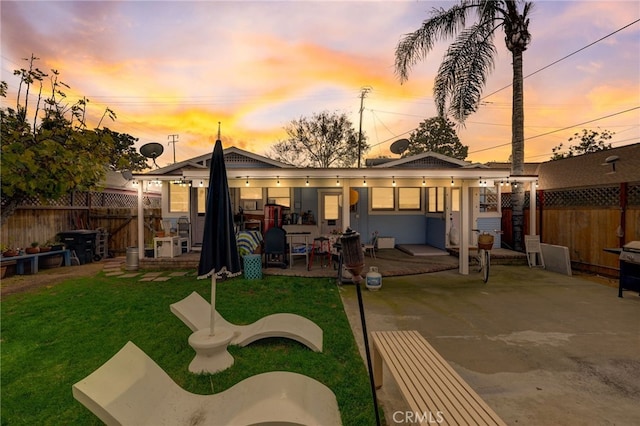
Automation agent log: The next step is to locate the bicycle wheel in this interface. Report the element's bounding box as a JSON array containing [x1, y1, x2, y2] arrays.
[[482, 250, 490, 283], [476, 251, 483, 273]]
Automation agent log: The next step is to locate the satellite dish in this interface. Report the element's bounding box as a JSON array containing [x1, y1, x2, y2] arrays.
[[390, 138, 409, 155], [140, 142, 164, 167]]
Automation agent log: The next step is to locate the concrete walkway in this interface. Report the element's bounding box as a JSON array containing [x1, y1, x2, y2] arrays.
[[339, 266, 640, 425]]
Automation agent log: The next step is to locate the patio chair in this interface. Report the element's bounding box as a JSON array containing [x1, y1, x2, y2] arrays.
[[170, 291, 323, 352], [362, 232, 378, 259], [72, 341, 341, 426]]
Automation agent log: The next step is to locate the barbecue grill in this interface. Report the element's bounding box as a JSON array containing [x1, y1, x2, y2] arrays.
[[618, 241, 640, 298]]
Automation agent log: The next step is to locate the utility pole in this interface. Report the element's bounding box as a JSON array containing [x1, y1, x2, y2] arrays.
[[357, 87, 372, 168], [168, 134, 179, 164]]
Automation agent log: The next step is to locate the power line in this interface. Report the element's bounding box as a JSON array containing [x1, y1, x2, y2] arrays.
[[468, 106, 640, 154], [481, 18, 640, 101]]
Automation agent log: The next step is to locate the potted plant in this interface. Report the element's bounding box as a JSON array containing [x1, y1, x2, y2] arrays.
[[39, 240, 53, 253], [25, 242, 40, 254], [2, 244, 18, 257]]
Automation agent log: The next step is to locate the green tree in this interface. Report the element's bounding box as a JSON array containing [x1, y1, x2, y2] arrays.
[[269, 110, 368, 168], [1, 55, 147, 225], [551, 128, 614, 160], [404, 116, 468, 160], [395, 0, 533, 251]]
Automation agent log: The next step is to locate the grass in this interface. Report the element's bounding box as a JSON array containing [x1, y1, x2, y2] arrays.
[[1, 271, 379, 425]]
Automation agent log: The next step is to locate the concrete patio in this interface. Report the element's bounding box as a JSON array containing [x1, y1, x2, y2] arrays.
[[339, 265, 640, 425]]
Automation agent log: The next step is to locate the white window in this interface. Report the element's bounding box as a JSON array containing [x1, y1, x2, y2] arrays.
[[398, 188, 421, 210], [267, 187, 291, 208], [241, 187, 262, 200], [451, 188, 460, 212], [371, 187, 395, 210], [479, 186, 499, 213], [427, 187, 445, 213], [169, 183, 189, 213], [197, 187, 207, 214]]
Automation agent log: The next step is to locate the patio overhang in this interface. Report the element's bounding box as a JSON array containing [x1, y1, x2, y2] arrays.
[[131, 168, 539, 276]]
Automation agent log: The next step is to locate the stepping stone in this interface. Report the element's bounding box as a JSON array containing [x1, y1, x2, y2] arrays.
[[138, 277, 157, 282], [105, 271, 125, 277], [118, 273, 139, 278], [168, 272, 188, 277], [153, 276, 172, 282], [142, 272, 163, 278]]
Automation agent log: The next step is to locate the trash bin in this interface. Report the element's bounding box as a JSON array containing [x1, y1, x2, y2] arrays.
[[126, 247, 139, 271], [57, 230, 98, 264], [243, 254, 262, 280]]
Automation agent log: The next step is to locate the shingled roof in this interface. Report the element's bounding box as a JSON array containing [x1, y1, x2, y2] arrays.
[[535, 143, 640, 190]]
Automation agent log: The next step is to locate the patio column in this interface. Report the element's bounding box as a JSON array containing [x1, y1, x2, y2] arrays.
[[138, 180, 144, 260], [459, 180, 470, 275], [342, 182, 351, 231], [529, 182, 536, 236]]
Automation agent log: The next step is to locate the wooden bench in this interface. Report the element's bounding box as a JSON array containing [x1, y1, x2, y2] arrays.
[[371, 330, 505, 426], [0, 250, 71, 275]]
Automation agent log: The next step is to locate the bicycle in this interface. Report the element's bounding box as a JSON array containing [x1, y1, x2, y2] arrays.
[[472, 229, 501, 283]]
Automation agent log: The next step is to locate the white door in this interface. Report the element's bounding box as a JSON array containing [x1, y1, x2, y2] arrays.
[[319, 191, 342, 236], [448, 187, 461, 247]]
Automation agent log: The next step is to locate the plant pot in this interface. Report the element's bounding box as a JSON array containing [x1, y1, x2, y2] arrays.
[[39, 246, 52, 253], [25, 247, 40, 254], [2, 250, 18, 258]]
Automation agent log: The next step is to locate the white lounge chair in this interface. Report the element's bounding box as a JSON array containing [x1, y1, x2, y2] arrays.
[[72, 341, 342, 426], [170, 291, 323, 352]]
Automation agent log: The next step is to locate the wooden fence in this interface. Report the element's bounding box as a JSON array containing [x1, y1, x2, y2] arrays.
[[1, 190, 161, 257], [502, 182, 640, 277]]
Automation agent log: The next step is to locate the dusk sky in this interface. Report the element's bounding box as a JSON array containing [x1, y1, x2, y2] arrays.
[[2, 1, 639, 168]]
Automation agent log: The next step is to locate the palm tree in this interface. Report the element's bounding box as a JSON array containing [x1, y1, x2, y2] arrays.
[[395, 0, 533, 251]]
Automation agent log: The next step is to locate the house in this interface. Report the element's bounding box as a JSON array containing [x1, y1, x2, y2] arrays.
[[132, 146, 539, 275]]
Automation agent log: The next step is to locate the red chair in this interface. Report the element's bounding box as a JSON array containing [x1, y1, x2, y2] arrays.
[[308, 237, 331, 270]]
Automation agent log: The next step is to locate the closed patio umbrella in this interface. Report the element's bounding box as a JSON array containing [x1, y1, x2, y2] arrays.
[[197, 136, 241, 336]]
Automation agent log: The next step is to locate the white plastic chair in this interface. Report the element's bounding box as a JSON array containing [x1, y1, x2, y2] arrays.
[[73, 341, 342, 425], [170, 291, 323, 352]]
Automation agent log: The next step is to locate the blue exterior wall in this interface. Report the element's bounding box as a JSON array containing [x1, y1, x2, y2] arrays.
[[348, 188, 428, 245], [425, 217, 446, 249], [476, 217, 502, 248]]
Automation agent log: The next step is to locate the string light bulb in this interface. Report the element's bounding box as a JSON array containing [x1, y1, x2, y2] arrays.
[[422, 177, 426, 186], [245, 176, 249, 186], [336, 176, 340, 186], [305, 176, 309, 186], [392, 176, 396, 187], [450, 177, 454, 186], [276, 176, 280, 186], [363, 177, 367, 186]]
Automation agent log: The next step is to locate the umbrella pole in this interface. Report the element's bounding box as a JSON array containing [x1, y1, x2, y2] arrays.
[[355, 278, 381, 426], [210, 274, 216, 336]]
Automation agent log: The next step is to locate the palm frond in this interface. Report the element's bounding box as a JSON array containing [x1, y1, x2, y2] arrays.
[[434, 23, 496, 123], [395, 4, 472, 83]]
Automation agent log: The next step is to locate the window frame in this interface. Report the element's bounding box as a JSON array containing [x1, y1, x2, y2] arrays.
[[168, 182, 189, 213]]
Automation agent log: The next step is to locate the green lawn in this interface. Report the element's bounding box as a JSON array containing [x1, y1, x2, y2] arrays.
[[1, 271, 378, 425]]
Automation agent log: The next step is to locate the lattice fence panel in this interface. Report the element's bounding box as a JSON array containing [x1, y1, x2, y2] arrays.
[[628, 183, 640, 207], [544, 186, 619, 207], [501, 192, 530, 209], [13, 190, 160, 209]]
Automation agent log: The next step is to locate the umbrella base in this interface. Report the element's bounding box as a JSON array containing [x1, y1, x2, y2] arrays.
[[188, 328, 235, 374]]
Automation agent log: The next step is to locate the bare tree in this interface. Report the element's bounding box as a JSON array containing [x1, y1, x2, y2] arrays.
[[268, 110, 367, 168]]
